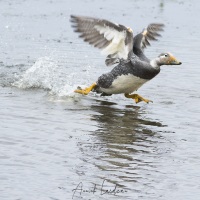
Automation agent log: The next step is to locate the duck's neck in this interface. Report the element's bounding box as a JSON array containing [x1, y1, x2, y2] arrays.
[[150, 58, 161, 69]]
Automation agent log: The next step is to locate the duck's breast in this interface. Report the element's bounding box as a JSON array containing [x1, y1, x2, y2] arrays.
[[100, 73, 148, 94]]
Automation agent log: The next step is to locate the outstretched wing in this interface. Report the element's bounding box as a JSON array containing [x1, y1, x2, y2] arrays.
[[133, 23, 164, 51], [70, 15, 133, 65], [105, 23, 165, 66]]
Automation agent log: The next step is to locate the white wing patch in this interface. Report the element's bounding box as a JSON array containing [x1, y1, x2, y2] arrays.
[[94, 25, 129, 59]]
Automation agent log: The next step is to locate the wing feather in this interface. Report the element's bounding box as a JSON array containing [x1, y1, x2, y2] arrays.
[[70, 15, 133, 63], [134, 23, 164, 51]]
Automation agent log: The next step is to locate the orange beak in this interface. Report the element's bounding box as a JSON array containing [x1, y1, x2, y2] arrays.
[[169, 55, 182, 65]]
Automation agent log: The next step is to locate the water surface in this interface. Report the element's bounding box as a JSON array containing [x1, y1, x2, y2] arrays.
[[0, 0, 200, 200]]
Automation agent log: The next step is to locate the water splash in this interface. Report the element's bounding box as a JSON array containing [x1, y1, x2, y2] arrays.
[[13, 57, 59, 89], [13, 57, 87, 99]]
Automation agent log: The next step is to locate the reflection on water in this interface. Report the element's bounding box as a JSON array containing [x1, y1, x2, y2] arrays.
[[91, 100, 164, 144], [74, 100, 169, 199]]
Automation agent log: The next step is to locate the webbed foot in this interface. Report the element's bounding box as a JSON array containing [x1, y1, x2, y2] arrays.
[[124, 93, 153, 104], [74, 83, 97, 95]]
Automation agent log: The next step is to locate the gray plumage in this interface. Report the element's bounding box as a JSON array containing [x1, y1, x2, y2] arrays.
[[139, 23, 164, 49], [133, 23, 164, 62], [71, 16, 181, 99], [106, 23, 164, 66], [105, 53, 120, 66], [70, 15, 134, 62], [94, 56, 160, 95]]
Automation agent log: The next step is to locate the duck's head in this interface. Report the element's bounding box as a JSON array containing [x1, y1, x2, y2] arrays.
[[157, 52, 182, 66]]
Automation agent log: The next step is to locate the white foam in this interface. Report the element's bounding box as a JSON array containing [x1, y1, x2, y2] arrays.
[[13, 57, 86, 99], [13, 57, 58, 89]]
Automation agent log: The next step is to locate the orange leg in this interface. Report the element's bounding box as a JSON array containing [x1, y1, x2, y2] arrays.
[[124, 93, 153, 104], [74, 83, 97, 95]]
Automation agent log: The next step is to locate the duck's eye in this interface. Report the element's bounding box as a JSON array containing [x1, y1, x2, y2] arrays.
[[164, 54, 168, 57]]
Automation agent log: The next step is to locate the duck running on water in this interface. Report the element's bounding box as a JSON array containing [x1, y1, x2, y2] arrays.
[[71, 15, 182, 104]]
